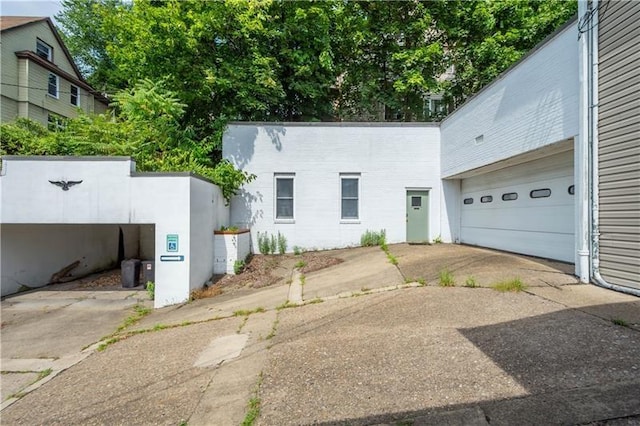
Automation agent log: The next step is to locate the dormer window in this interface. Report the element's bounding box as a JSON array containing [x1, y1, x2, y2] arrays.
[[36, 39, 53, 61]]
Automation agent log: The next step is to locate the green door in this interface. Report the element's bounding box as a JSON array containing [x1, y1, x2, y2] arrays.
[[406, 190, 429, 243]]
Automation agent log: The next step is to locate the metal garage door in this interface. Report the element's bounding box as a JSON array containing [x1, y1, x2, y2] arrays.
[[460, 150, 575, 263]]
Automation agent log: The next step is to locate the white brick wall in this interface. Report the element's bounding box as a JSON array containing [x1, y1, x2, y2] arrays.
[[440, 23, 579, 178], [224, 124, 442, 251]]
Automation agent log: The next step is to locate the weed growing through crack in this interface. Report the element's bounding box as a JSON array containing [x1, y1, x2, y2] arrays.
[[492, 277, 526, 292], [417, 277, 426, 286], [276, 300, 298, 311], [242, 372, 264, 425], [299, 274, 306, 286], [233, 307, 266, 317], [361, 229, 386, 247], [307, 297, 324, 304], [612, 318, 629, 327], [237, 316, 249, 333], [464, 276, 478, 288], [438, 269, 455, 287], [266, 315, 280, 340], [361, 287, 371, 292]]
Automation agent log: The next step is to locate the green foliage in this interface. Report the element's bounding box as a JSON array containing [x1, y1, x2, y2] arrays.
[[269, 235, 277, 255], [438, 269, 455, 287], [492, 277, 527, 292], [257, 232, 271, 255], [611, 318, 629, 327], [234, 260, 245, 275], [146, 281, 155, 300], [56, 0, 576, 125], [277, 232, 287, 254], [293, 246, 302, 256], [294, 260, 307, 269], [433, 235, 443, 244], [464, 276, 479, 288], [360, 229, 386, 247], [0, 80, 254, 203]]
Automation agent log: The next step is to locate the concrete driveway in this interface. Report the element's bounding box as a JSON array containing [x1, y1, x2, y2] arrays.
[[1, 244, 639, 425]]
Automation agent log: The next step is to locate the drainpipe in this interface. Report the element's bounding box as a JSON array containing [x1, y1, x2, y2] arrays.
[[586, 0, 640, 297], [576, 0, 591, 283]]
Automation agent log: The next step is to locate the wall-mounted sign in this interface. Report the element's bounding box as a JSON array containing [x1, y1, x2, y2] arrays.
[[160, 255, 184, 262], [166, 234, 179, 252]]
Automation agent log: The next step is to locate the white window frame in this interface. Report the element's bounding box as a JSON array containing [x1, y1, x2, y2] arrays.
[[36, 39, 53, 61], [274, 173, 295, 223], [340, 173, 360, 222], [47, 73, 59, 98], [70, 85, 80, 106]]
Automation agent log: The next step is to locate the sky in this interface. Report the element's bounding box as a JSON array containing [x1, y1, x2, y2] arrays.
[[1, 0, 64, 23]]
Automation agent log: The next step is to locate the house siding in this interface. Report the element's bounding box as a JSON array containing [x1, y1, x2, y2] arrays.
[[224, 124, 442, 251], [440, 22, 579, 178], [597, 1, 640, 289]]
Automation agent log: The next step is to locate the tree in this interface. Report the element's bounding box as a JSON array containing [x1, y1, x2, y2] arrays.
[[0, 80, 254, 202]]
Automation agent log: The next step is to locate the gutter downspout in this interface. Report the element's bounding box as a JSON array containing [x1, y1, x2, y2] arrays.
[[587, 0, 640, 297], [576, 0, 591, 283]]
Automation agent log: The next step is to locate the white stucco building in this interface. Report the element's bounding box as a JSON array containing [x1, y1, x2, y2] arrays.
[[0, 156, 229, 307]]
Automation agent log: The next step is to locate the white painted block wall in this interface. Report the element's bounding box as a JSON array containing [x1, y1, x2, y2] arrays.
[[224, 124, 442, 251], [440, 23, 579, 178], [213, 231, 251, 274]]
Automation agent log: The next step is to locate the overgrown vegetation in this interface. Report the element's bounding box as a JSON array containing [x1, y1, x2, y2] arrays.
[[438, 269, 455, 287], [492, 277, 527, 292], [293, 246, 303, 256], [234, 260, 246, 275], [361, 229, 386, 247], [146, 281, 155, 300], [257, 231, 288, 255]]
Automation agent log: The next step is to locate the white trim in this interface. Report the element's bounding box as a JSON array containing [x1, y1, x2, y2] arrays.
[[274, 173, 295, 222], [339, 173, 360, 222]]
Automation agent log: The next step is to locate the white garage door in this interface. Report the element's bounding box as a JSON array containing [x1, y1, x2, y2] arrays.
[[460, 150, 575, 263]]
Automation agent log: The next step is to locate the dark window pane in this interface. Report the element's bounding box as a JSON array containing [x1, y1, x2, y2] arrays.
[[276, 199, 293, 218], [277, 178, 293, 198], [530, 188, 551, 198], [342, 199, 358, 219], [502, 192, 518, 201], [481, 195, 493, 203], [411, 196, 421, 207], [341, 178, 358, 198], [463, 198, 473, 205]]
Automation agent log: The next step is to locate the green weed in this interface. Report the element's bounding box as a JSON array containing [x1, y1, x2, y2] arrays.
[[294, 260, 307, 269], [438, 269, 455, 287], [612, 318, 629, 327], [361, 229, 387, 247], [146, 281, 155, 300], [492, 277, 527, 292], [234, 260, 245, 275], [464, 276, 478, 288]]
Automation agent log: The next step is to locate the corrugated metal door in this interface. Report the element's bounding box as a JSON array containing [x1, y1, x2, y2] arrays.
[[460, 151, 574, 262], [597, 1, 640, 290]]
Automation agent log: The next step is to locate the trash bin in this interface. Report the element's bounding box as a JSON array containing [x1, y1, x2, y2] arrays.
[[141, 260, 155, 285], [121, 259, 141, 288]]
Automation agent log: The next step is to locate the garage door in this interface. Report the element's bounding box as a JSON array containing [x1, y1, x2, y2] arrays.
[[460, 150, 575, 263]]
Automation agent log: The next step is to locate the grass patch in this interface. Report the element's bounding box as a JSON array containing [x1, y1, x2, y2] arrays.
[[464, 276, 478, 288], [237, 316, 249, 333], [361, 229, 386, 247], [417, 277, 426, 286], [241, 372, 264, 426], [386, 253, 398, 265], [36, 368, 53, 381], [233, 307, 266, 317], [307, 297, 324, 305], [294, 260, 307, 269], [492, 277, 527, 292], [438, 269, 455, 287], [276, 300, 298, 311], [299, 274, 306, 286], [611, 318, 629, 327]]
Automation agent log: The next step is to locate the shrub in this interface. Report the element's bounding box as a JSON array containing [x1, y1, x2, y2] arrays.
[[361, 229, 386, 247], [277, 232, 287, 254], [234, 260, 245, 275], [257, 232, 271, 254]]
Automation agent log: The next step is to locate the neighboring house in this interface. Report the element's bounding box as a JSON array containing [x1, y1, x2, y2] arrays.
[[0, 16, 109, 127], [224, 8, 640, 296]]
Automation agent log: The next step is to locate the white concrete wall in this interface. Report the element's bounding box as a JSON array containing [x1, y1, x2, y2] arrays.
[[214, 232, 251, 274], [440, 23, 579, 178], [0, 157, 227, 308], [224, 123, 442, 251]]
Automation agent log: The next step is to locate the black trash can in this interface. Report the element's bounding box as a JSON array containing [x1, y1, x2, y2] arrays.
[[121, 259, 141, 288], [141, 260, 155, 286]]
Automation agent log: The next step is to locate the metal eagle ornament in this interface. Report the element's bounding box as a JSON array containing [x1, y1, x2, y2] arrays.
[[49, 180, 83, 191]]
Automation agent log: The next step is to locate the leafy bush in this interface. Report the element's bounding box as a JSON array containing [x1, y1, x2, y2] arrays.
[[146, 281, 155, 300], [277, 232, 287, 254], [257, 232, 271, 254], [234, 260, 245, 275], [360, 229, 386, 247]]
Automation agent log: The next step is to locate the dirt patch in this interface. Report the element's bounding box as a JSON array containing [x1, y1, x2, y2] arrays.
[[299, 251, 344, 274], [192, 251, 343, 300]]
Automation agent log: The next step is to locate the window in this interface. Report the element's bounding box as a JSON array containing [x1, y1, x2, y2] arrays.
[[463, 198, 474, 205], [502, 192, 518, 201], [530, 188, 551, 198], [341, 174, 359, 220], [480, 195, 493, 203], [70, 85, 80, 106], [411, 196, 421, 207], [47, 73, 59, 98], [36, 39, 52, 61], [275, 174, 294, 220], [568, 185, 575, 195]]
